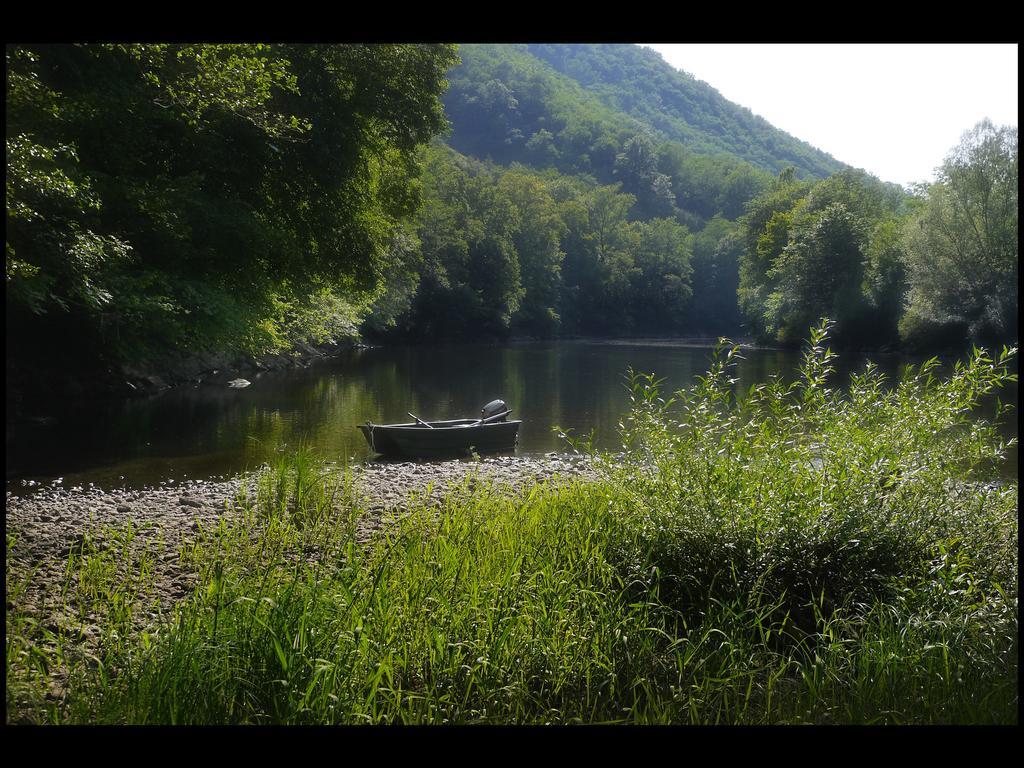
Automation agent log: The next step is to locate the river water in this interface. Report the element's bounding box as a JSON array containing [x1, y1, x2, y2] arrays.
[[6, 340, 1018, 490]]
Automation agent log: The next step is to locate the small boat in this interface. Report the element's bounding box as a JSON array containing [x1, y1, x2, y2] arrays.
[[358, 399, 520, 459]]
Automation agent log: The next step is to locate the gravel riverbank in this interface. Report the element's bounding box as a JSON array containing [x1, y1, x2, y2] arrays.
[[6, 455, 601, 689], [7, 454, 599, 560]]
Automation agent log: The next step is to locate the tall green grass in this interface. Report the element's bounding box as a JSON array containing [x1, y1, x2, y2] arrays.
[[606, 321, 1017, 625], [6, 321, 1017, 724]]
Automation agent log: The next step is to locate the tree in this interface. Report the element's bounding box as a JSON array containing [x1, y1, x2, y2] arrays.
[[400, 146, 526, 340], [499, 171, 566, 336], [739, 168, 908, 346], [718, 166, 769, 220], [901, 120, 1018, 347], [861, 218, 907, 346], [688, 216, 744, 335], [630, 217, 693, 330], [558, 184, 637, 334], [766, 202, 866, 343], [737, 170, 810, 340], [614, 134, 675, 219], [5, 44, 458, 370], [525, 129, 559, 167]]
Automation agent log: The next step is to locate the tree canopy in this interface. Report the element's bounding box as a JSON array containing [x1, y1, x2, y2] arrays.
[[739, 168, 912, 347], [900, 120, 1018, 347], [6, 43, 458, 367]]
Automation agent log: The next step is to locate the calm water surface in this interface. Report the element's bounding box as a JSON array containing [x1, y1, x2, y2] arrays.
[[7, 341, 1017, 489]]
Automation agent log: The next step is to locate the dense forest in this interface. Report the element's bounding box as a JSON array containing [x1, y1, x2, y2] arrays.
[[5, 43, 1019, 405], [525, 43, 845, 179]]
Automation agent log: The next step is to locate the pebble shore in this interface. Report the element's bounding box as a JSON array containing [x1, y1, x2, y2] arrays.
[[6, 455, 600, 673]]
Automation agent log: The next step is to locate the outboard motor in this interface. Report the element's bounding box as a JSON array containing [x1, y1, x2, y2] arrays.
[[480, 399, 509, 422]]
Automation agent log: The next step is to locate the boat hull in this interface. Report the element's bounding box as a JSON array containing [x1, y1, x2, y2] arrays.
[[358, 419, 520, 459]]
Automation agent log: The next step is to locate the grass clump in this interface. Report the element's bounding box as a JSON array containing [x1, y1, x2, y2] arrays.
[[6, 321, 1017, 724]]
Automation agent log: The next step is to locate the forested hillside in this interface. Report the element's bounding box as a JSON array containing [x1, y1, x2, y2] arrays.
[[409, 45, 1015, 350], [443, 44, 780, 224], [6, 44, 1018, 407], [381, 42, 811, 343], [526, 44, 845, 179], [372, 43, 866, 345]]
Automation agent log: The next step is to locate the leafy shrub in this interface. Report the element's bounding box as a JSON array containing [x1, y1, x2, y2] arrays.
[[601, 320, 1017, 626]]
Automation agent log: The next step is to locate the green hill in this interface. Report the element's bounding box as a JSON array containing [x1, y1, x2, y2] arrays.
[[527, 44, 846, 180], [443, 43, 640, 180], [444, 44, 846, 186]]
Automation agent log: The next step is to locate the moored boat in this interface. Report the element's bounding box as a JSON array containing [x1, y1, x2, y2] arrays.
[[358, 400, 520, 459]]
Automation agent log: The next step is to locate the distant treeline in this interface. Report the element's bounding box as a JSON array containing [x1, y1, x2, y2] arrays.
[[366, 120, 1018, 350], [365, 142, 745, 340], [5, 44, 1018, 401]]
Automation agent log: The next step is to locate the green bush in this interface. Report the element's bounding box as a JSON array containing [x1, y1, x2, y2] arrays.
[[604, 320, 1017, 624]]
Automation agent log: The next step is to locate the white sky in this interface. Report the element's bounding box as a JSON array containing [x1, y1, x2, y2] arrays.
[[641, 44, 1018, 188]]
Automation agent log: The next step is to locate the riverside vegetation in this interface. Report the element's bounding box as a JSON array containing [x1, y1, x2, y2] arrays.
[[6, 322, 1018, 724]]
